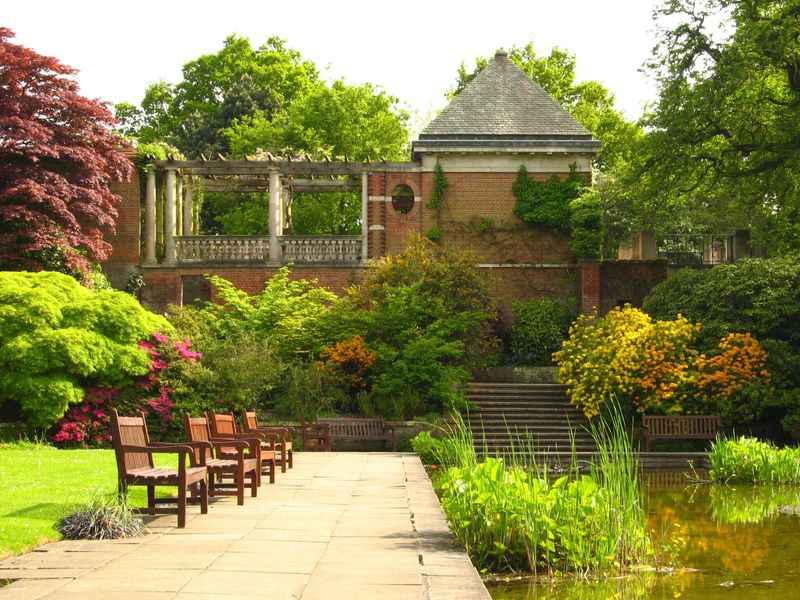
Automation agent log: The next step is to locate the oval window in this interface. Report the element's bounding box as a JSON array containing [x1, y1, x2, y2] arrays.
[[391, 185, 415, 214]]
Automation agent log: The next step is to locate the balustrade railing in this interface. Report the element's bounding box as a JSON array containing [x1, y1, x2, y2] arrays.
[[280, 235, 362, 264], [175, 236, 270, 264], [174, 235, 362, 265]]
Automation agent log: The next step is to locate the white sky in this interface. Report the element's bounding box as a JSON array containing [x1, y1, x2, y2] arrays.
[[6, 0, 663, 136]]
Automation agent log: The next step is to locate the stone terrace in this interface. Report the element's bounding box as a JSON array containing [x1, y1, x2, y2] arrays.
[[0, 452, 489, 600]]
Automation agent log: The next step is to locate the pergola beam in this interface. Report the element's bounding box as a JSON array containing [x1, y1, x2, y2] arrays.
[[151, 159, 416, 176], [201, 178, 361, 193]]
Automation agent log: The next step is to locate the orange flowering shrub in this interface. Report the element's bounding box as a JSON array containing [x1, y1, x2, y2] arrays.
[[320, 335, 377, 394], [694, 333, 770, 402], [556, 306, 770, 418]]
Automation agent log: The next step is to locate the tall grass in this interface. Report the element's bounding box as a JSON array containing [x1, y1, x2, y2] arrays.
[[709, 437, 800, 484], [432, 402, 651, 575]]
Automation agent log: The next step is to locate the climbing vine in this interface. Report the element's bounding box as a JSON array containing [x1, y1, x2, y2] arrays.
[[426, 162, 449, 241], [512, 164, 584, 231]]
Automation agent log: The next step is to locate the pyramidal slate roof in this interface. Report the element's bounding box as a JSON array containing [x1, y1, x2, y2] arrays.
[[413, 50, 600, 155]]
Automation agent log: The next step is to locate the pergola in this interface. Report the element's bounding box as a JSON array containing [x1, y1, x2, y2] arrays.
[[142, 157, 412, 267]]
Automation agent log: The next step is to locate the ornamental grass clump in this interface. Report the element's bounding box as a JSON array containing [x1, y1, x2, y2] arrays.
[[709, 437, 800, 484], [434, 403, 651, 575], [58, 496, 143, 540]]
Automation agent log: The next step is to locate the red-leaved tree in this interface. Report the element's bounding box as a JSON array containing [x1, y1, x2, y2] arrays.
[[0, 27, 133, 278]]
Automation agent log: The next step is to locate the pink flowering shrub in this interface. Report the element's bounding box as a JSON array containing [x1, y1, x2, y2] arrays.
[[51, 332, 207, 446]]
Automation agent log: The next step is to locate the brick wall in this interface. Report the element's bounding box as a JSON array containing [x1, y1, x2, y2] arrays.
[[103, 176, 141, 288], [599, 260, 668, 313], [140, 265, 366, 313]]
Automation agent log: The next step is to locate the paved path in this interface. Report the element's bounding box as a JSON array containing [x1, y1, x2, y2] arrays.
[[0, 452, 490, 600]]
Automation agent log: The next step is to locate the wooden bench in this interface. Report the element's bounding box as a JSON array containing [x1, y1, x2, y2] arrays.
[[317, 417, 395, 450], [641, 415, 721, 451]]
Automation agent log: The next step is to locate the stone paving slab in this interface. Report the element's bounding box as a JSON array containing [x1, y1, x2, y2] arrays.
[[0, 452, 490, 599]]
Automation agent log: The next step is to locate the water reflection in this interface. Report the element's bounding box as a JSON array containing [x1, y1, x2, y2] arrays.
[[489, 473, 800, 600]]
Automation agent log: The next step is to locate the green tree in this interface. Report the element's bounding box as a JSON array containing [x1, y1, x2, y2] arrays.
[[617, 0, 800, 250], [452, 42, 642, 170], [116, 36, 319, 157]]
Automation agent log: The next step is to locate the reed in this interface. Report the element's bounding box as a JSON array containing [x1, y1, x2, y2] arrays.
[[709, 437, 800, 484]]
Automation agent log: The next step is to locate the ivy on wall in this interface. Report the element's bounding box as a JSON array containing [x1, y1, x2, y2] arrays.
[[426, 162, 449, 242], [512, 164, 602, 258]]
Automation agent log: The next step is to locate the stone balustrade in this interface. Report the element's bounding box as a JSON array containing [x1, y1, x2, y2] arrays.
[[280, 235, 362, 264], [174, 235, 361, 265]]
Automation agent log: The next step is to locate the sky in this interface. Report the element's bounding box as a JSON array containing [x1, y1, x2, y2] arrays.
[[6, 0, 663, 135]]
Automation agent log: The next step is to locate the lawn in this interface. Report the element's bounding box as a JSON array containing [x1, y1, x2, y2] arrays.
[[0, 442, 176, 558]]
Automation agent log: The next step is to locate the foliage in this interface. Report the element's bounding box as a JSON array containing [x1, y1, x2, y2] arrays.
[[0, 28, 133, 279], [508, 298, 573, 366], [513, 165, 585, 231], [202, 267, 338, 357], [555, 306, 770, 418], [434, 404, 651, 574], [179, 238, 499, 420], [320, 336, 376, 397], [0, 272, 170, 428], [611, 0, 800, 250], [569, 189, 603, 259], [116, 35, 320, 157], [425, 227, 442, 242], [58, 496, 143, 540], [643, 257, 800, 430], [452, 42, 642, 170], [709, 437, 800, 484], [51, 331, 206, 444], [427, 162, 449, 210]]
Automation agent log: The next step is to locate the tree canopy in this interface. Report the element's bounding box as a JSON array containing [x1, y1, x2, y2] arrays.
[[452, 43, 642, 170], [606, 0, 800, 251], [0, 28, 132, 279]]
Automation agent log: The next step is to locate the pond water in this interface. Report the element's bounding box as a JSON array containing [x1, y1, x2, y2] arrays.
[[488, 472, 800, 600]]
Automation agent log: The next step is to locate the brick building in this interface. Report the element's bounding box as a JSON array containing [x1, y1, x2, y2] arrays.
[[104, 50, 666, 315]]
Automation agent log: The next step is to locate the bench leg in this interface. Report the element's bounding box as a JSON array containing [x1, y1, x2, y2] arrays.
[[288, 449, 293, 468], [147, 485, 156, 515], [200, 478, 208, 515], [177, 485, 187, 528]]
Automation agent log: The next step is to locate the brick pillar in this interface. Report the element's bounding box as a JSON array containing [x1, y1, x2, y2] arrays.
[[580, 259, 601, 314], [367, 172, 386, 259]]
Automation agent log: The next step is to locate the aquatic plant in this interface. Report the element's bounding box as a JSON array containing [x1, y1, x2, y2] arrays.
[[709, 437, 800, 484], [433, 403, 651, 574]]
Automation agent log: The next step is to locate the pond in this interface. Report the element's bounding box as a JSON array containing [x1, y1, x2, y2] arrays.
[[488, 472, 800, 600]]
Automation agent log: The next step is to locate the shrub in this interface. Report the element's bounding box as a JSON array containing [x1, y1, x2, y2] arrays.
[[709, 437, 800, 484], [509, 298, 573, 365], [320, 335, 376, 397], [555, 306, 770, 418], [644, 257, 800, 431], [0, 271, 170, 428], [58, 496, 143, 540]]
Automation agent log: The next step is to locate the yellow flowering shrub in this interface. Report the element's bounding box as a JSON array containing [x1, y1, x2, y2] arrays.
[[556, 306, 699, 416]]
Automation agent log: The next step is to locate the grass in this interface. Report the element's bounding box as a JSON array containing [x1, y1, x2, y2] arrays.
[[708, 436, 800, 484], [0, 442, 177, 558], [429, 403, 652, 575]]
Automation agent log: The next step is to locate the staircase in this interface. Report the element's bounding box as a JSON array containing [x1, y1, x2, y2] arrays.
[[465, 382, 595, 458]]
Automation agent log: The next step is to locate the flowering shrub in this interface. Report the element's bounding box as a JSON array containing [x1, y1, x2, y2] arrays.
[[320, 336, 376, 395], [555, 306, 770, 418], [51, 332, 204, 445]]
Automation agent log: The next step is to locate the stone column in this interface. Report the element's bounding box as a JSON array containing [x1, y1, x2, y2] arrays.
[[269, 170, 282, 263], [163, 168, 177, 265], [361, 172, 369, 263], [143, 168, 157, 265], [175, 175, 183, 238], [183, 177, 194, 235]]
